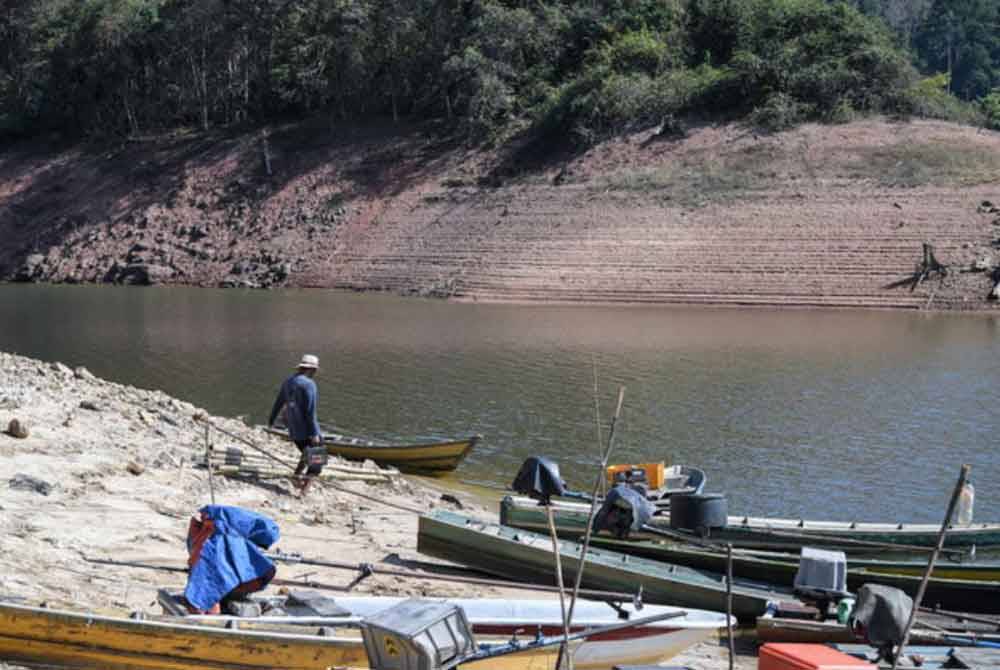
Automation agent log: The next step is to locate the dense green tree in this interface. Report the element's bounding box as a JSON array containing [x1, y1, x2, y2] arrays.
[[0, 0, 994, 141], [915, 0, 1000, 99]]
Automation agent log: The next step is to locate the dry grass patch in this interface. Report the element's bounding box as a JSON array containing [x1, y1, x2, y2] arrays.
[[840, 141, 1000, 188], [595, 143, 784, 206]]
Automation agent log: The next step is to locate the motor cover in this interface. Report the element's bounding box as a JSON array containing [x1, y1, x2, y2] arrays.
[[850, 583, 913, 649], [593, 484, 656, 539], [511, 456, 566, 503]]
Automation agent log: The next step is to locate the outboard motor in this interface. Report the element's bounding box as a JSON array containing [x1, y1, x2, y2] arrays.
[[612, 468, 650, 498], [361, 599, 477, 670], [593, 484, 656, 539], [794, 547, 851, 614], [511, 456, 566, 505], [850, 584, 913, 662], [668, 492, 728, 537]]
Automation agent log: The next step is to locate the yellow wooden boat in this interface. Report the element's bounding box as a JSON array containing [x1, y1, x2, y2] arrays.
[[265, 426, 479, 474], [0, 598, 706, 670], [0, 600, 367, 670]]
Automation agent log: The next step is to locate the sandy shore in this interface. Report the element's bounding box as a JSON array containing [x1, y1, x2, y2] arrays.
[[0, 350, 754, 669]]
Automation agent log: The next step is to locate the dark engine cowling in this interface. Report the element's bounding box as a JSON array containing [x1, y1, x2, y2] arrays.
[[850, 584, 913, 659], [668, 492, 728, 537], [593, 484, 656, 539], [511, 456, 567, 504]]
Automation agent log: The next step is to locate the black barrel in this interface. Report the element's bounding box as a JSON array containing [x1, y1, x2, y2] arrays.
[[669, 492, 728, 536]]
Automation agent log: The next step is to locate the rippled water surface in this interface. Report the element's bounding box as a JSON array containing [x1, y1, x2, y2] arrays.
[[1, 285, 998, 522]]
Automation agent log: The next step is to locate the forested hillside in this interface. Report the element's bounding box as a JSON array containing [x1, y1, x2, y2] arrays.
[[2, 0, 999, 142]]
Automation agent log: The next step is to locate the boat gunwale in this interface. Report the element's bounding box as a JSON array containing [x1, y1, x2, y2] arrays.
[[0, 600, 360, 646], [501, 496, 1000, 538]]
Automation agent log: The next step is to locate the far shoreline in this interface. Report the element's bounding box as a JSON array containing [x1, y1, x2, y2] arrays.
[[3, 280, 999, 314]]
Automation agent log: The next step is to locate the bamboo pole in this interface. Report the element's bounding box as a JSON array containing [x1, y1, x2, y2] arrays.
[[726, 543, 735, 670], [208, 447, 399, 477], [547, 507, 574, 670], [204, 423, 215, 505], [194, 415, 420, 514], [557, 386, 625, 670], [917, 606, 1000, 629], [591, 357, 603, 498], [891, 465, 971, 670], [84, 555, 639, 603], [210, 465, 394, 483]]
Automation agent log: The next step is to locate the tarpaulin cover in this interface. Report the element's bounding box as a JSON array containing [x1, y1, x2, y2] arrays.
[[183, 505, 280, 611], [850, 583, 913, 648], [593, 484, 655, 539]]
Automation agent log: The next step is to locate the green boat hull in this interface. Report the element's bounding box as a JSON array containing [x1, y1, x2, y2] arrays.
[[499, 496, 1000, 552], [417, 510, 794, 622], [554, 533, 1000, 614]]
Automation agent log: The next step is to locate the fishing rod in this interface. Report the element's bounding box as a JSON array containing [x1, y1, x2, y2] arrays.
[[559, 386, 626, 670], [83, 555, 643, 606]]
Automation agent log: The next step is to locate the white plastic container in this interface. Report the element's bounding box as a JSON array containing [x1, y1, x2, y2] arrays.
[[956, 483, 975, 526]]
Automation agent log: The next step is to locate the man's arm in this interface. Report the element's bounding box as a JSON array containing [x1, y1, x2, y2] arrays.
[[267, 382, 287, 427]]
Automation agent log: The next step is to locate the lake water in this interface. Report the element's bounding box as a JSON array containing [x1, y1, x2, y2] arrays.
[[1, 284, 998, 523]]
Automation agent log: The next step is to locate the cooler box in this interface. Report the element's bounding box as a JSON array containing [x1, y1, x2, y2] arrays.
[[759, 644, 876, 670], [606, 463, 665, 489]]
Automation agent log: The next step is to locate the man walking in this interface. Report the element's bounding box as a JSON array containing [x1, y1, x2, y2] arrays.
[[268, 354, 323, 476]]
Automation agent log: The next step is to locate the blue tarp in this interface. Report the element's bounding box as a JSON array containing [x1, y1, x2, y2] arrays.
[[183, 505, 280, 611]]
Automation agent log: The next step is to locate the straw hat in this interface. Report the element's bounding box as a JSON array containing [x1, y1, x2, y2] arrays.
[[298, 354, 320, 369]]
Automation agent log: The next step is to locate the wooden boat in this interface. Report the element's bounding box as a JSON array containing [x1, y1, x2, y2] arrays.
[[0, 595, 721, 670], [417, 509, 797, 622], [302, 595, 729, 669], [264, 426, 478, 474], [755, 616, 1000, 646], [164, 593, 731, 670], [0, 599, 369, 670], [499, 495, 1000, 551]]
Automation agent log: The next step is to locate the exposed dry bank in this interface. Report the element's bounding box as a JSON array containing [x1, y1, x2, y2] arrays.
[[2, 119, 999, 309], [0, 350, 752, 670], [0, 350, 483, 611]]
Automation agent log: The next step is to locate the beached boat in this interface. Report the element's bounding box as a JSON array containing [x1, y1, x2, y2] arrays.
[[264, 426, 478, 474], [0, 599, 369, 670], [505, 531, 1000, 613], [417, 509, 795, 622], [162, 592, 730, 670], [500, 495, 1000, 551], [0, 595, 724, 670], [755, 616, 1000, 646]]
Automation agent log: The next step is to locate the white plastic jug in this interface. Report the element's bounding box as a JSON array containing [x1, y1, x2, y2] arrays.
[[956, 482, 975, 526]]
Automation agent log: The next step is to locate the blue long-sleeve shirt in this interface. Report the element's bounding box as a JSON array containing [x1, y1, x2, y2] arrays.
[[268, 373, 322, 442]]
